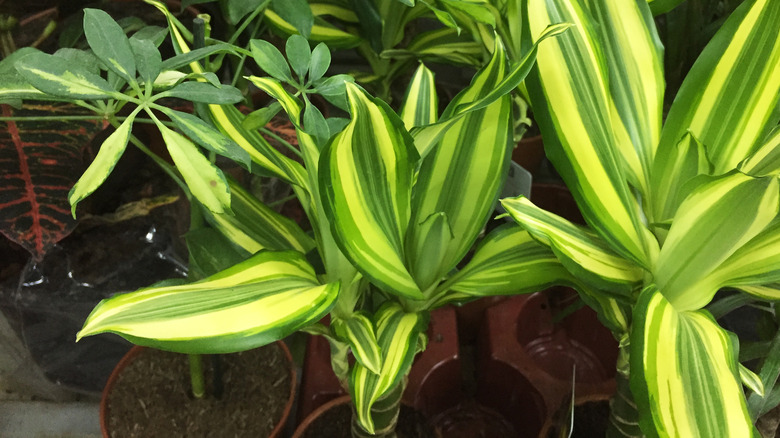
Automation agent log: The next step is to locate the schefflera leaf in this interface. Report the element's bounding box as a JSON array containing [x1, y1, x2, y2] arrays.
[[349, 303, 426, 435], [406, 37, 513, 292], [78, 250, 339, 354], [319, 82, 422, 300], [631, 285, 757, 437]]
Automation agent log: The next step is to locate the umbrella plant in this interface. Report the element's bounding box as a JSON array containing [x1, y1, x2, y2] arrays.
[[2, 0, 571, 435], [501, 0, 780, 436]]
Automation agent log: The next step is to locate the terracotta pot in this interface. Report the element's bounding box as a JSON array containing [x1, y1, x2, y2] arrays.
[[297, 307, 463, 423], [101, 342, 296, 438], [477, 289, 618, 437]]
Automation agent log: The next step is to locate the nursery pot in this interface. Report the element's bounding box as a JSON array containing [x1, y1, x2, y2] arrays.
[[297, 307, 463, 424], [477, 288, 618, 437], [292, 394, 435, 438], [100, 342, 296, 438]]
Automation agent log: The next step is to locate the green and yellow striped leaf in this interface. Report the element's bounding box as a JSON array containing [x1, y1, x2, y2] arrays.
[[264, 9, 363, 49], [716, 219, 780, 296], [406, 37, 512, 291], [630, 285, 756, 437], [332, 312, 382, 374], [502, 196, 644, 295], [155, 120, 231, 214], [586, 0, 664, 197], [409, 24, 569, 158], [740, 363, 765, 398], [654, 172, 779, 311], [406, 212, 453, 293], [162, 108, 251, 167], [651, 0, 780, 221], [524, 0, 658, 268], [739, 126, 780, 177], [445, 223, 572, 298], [78, 250, 339, 354], [320, 82, 422, 299], [350, 303, 425, 434], [202, 178, 315, 254], [399, 63, 438, 130], [69, 110, 137, 217]]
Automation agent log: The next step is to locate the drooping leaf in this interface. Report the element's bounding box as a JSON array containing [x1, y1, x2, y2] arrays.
[[78, 250, 339, 354], [202, 178, 315, 254], [319, 82, 422, 299], [630, 285, 756, 437], [69, 112, 136, 217], [155, 121, 231, 214], [446, 223, 572, 298], [716, 219, 780, 296], [502, 196, 644, 296], [162, 108, 251, 167], [0, 48, 48, 104], [0, 103, 108, 260], [654, 172, 779, 311], [739, 126, 780, 177]]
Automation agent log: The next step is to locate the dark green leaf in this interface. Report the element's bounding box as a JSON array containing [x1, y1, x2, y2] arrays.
[[130, 38, 162, 84], [160, 43, 238, 72], [286, 34, 311, 81], [303, 97, 329, 146], [164, 81, 244, 104], [313, 74, 353, 111], [227, 0, 269, 24], [243, 102, 283, 130], [250, 39, 293, 82], [270, 0, 314, 38], [185, 227, 247, 279], [131, 26, 168, 47], [309, 43, 331, 83], [83, 9, 136, 82]]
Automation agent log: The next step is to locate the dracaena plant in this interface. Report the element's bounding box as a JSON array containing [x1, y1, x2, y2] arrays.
[[499, 0, 780, 436], [65, 1, 570, 436]]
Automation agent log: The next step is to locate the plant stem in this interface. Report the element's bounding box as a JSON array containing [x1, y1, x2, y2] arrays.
[[607, 345, 644, 438], [188, 354, 206, 399], [351, 380, 405, 438]]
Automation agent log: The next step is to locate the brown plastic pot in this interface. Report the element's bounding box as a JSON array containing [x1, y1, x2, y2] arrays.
[[477, 288, 618, 436], [512, 134, 545, 177], [297, 307, 463, 424], [100, 342, 296, 438]]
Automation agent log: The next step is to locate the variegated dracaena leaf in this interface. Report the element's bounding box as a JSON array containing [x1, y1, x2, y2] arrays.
[[320, 82, 422, 299], [524, 0, 659, 268], [654, 172, 779, 311], [399, 63, 438, 130], [651, 0, 780, 222], [202, 178, 315, 254], [631, 285, 757, 437], [406, 36, 512, 292], [332, 312, 382, 374], [349, 303, 425, 434], [502, 196, 644, 295], [78, 250, 339, 354]]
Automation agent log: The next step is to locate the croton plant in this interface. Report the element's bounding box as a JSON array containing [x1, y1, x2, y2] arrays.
[[501, 0, 780, 436]]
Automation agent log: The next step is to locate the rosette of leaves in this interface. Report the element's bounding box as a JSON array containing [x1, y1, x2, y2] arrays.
[[500, 0, 780, 436], [8, 7, 248, 217], [75, 2, 571, 435]]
